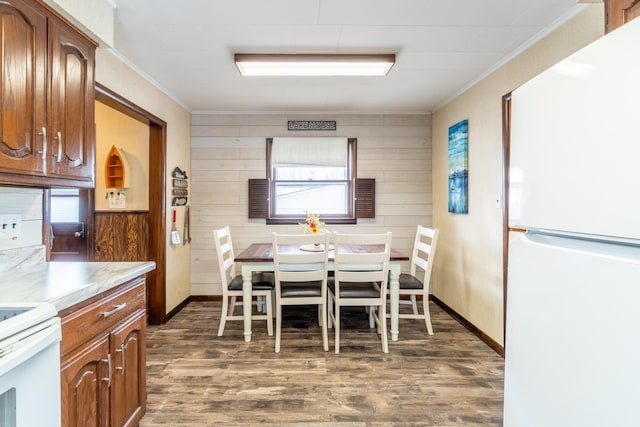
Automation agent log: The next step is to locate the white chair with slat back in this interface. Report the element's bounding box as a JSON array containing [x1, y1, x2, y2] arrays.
[[272, 232, 330, 352], [392, 225, 439, 335], [328, 232, 392, 354], [214, 226, 274, 337]]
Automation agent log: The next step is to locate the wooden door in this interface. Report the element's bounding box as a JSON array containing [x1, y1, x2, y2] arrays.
[[605, 0, 640, 32], [48, 189, 92, 261], [60, 335, 111, 427], [0, 0, 47, 176], [47, 16, 95, 183], [110, 311, 147, 427]]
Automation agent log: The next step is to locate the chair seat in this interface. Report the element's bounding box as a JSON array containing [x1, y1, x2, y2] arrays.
[[280, 281, 323, 298], [328, 279, 380, 298], [228, 272, 274, 291], [395, 272, 424, 290]]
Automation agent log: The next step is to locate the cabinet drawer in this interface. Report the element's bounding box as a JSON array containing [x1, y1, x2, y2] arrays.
[[61, 277, 145, 357]]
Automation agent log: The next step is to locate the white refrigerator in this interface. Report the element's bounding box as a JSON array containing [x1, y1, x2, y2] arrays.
[[504, 17, 640, 427]]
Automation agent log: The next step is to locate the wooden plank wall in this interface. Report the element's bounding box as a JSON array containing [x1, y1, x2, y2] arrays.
[[94, 211, 149, 261], [190, 114, 432, 295]]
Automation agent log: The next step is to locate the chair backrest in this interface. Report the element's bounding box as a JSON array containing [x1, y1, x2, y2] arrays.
[[213, 226, 235, 290], [410, 225, 439, 288], [333, 232, 392, 290], [272, 233, 330, 288]]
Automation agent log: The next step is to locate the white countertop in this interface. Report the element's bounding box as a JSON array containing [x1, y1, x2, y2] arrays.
[[0, 260, 156, 312]]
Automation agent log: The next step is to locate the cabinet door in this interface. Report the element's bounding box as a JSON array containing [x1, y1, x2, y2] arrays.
[[111, 311, 147, 427], [0, 0, 47, 175], [61, 334, 111, 427], [605, 0, 640, 33], [48, 17, 95, 183]]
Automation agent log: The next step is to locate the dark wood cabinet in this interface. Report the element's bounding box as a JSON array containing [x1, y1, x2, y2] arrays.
[[0, 0, 96, 187], [60, 277, 147, 427]]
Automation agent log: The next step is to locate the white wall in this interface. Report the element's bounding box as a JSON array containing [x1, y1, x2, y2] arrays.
[[94, 48, 192, 314], [190, 114, 432, 295], [0, 187, 43, 251], [431, 5, 604, 346]]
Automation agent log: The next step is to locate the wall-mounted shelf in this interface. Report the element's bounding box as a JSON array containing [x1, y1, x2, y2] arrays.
[[105, 145, 130, 189]]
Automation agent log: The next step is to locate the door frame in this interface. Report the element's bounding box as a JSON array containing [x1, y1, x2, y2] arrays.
[[501, 92, 512, 349], [95, 83, 167, 325]]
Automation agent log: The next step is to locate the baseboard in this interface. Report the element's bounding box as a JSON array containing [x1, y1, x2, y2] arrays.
[[190, 295, 222, 302], [165, 296, 192, 322], [431, 295, 504, 358]]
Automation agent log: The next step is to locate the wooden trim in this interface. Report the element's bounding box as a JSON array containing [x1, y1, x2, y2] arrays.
[[95, 83, 167, 325], [190, 295, 222, 302], [165, 296, 192, 321], [431, 295, 505, 358]]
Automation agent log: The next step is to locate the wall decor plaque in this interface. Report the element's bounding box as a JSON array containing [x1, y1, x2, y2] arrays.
[[288, 120, 336, 131]]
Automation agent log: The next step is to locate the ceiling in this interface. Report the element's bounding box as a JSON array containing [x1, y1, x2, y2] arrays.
[[111, 0, 591, 114]]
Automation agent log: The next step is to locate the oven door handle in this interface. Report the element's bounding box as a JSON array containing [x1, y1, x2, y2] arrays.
[[0, 319, 60, 377]]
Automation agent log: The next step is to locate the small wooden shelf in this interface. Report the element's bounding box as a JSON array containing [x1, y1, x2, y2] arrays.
[[104, 145, 129, 189]]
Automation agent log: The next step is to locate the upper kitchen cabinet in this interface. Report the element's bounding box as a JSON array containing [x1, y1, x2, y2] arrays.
[[0, 0, 96, 188], [605, 0, 640, 33]]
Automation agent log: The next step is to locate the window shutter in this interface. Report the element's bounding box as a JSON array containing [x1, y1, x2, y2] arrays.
[[248, 179, 269, 218], [355, 178, 375, 218]]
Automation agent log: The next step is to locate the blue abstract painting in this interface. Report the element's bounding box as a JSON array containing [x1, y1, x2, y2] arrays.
[[448, 119, 468, 214]]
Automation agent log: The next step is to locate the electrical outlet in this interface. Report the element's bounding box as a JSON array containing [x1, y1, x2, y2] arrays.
[[0, 214, 22, 240]]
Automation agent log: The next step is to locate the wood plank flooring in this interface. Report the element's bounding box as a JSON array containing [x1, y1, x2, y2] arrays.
[[140, 301, 504, 426]]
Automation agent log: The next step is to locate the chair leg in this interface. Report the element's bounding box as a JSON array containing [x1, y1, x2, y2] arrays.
[[369, 305, 375, 328], [228, 296, 236, 316], [410, 295, 419, 315], [334, 305, 341, 354], [380, 305, 389, 353], [218, 296, 229, 336], [265, 293, 274, 337], [422, 296, 434, 335], [327, 295, 333, 328], [275, 303, 282, 353], [320, 303, 329, 352]]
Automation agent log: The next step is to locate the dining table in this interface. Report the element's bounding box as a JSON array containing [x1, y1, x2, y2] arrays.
[[235, 242, 410, 343]]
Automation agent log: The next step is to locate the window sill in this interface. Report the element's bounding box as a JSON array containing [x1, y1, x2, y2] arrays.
[[266, 217, 357, 225]]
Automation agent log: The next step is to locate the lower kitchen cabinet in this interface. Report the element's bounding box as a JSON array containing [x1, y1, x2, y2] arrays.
[[59, 277, 147, 427]]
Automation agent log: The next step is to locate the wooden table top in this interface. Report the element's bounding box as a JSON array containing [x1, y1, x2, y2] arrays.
[[235, 243, 409, 263]]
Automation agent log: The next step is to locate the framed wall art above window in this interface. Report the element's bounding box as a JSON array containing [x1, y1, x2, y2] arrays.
[[248, 137, 374, 224]]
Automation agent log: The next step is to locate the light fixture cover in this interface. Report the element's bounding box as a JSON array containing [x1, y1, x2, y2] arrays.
[[234, 53, 395, 76]]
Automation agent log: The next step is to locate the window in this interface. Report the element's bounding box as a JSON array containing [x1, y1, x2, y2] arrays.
[[270, 137, 352, 218], [248, 137, 374, 224], [50, 188, 80, 222]]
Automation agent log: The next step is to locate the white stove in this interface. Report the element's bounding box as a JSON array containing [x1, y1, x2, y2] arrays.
[[0, 303, 61, 427]]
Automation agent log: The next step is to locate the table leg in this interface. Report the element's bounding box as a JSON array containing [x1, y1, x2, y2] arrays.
[[389, 263, 400, 341], [241, 264, 253, 342]]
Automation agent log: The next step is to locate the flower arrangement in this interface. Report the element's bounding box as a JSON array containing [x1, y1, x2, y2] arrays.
[[300, 211, 325, 234]]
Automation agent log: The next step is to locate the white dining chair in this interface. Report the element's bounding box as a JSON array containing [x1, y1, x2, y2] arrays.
[[214, 226, 274, 337], [328, 232, 392, 354], [272, 232, 330, 352], [391, 225, 439, 335]]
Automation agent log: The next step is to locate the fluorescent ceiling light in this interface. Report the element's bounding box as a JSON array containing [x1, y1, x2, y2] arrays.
[[234, 53, 395, 76]]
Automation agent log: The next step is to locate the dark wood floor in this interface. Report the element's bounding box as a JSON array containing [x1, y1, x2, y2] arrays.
[[140, 301, 504, 426]]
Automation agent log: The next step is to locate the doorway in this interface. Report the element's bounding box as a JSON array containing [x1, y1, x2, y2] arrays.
[[46, 188, 92, 261], [95, 83, 167, 325]]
